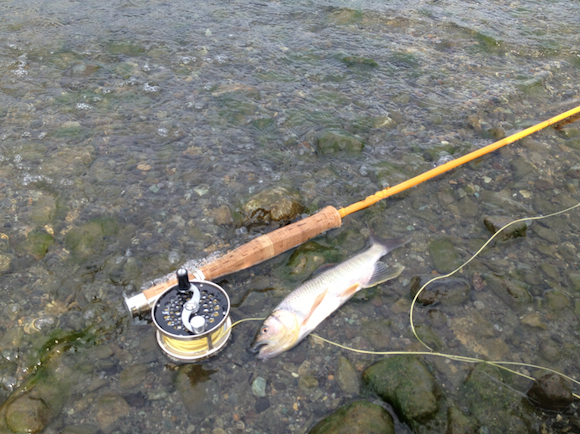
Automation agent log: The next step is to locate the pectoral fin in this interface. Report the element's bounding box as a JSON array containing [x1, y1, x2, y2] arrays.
[[301, 288, 328, 326], [340, 283, 362, 299], [366, 262, 405, 288]]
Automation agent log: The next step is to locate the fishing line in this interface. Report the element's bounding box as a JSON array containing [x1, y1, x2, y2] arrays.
[[410, 201, 580, 350]]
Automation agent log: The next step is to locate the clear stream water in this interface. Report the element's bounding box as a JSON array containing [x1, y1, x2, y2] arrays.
[[0, 0, 579, 432]]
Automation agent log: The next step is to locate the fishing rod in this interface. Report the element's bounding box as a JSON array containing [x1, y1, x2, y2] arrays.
[[124, 103, 580, 361]]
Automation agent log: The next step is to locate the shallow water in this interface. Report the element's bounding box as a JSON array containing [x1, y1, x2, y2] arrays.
[[0, 0, 579, 432]]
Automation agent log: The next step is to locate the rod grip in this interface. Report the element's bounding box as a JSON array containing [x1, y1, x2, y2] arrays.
[[141, 206, 342, 303]]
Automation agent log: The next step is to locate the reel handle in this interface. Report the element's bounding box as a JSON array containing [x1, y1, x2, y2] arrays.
[[134, 206, 341, 312]]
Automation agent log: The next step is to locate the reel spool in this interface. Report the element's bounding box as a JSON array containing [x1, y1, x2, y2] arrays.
[[152, 268, 231, 362]]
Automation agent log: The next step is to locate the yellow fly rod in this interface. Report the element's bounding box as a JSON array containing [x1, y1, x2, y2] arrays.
[[125, 104, 580, 314]]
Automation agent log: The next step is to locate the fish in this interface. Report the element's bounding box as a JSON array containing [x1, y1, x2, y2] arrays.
[[250, 235, 411, 359]]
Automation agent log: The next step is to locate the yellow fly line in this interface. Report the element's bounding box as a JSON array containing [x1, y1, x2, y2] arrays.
[[338, 103, 580, 218]]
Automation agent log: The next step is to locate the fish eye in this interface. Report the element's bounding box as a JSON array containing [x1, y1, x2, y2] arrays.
[[261, 326, 268, 334]]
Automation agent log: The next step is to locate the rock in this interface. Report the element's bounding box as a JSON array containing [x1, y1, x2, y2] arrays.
[[255, 397, 270, 413], [462, 364, 534, 433], [336, 356, 360, 395], [5, 393, 51, 434], [484, 274, 532, 307], [316, 130, 364, 156], [209, 205, 232, 225], [27, 229, 54, 260], [363, 355, 441, 425], [65, 217, 119, 261], [532, 225, 561, 244], [30, 194, 57, 224], [446, 405, 477, 434], [240, 187, 303, 226], [538, 338, 560, 362], [251, 376, 267, 398], [308, 401, 395, 434], [544, 289, 570, 311], [175, 364, 219, 417], [527, 373, 574, 411], [483, 216, 528, 241], [520, 312, 547, 329], [567, 271, 580, 291], [341, 56, 378, 68], [119, 363, 148, 389], [360, 319, 391, 351], [428, 238, 460, 273], [285, 241, 340, 281], [449, 312, 508, 359], [95, 394, 130, 429], [409, 276, 471, 306], [0, 253, 11, 273]]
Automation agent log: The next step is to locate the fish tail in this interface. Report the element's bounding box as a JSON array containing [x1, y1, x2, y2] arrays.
[[370, 233, 412, 253]]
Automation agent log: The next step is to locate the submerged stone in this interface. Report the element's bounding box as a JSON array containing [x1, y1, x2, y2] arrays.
[[316, 130, 364, 155], [95, 394, 131, 430], [308, 400, 395, 434], [341, 56, 378, 68], [5, 394, 51, 434], [336, 356, 360, 395], [409, 276, 471, 306], [462, 364, 535, 433], [483, 216, 528, 241], [241, 187, 303, 226], [65, 217, 119, 260], [428, 238, 461, 273], [251, 376, 267, 398], [447, 405, 478, 434], [527, 373, 574, 411], [363, 355, 441, 425], [27, 229, 54, 260]]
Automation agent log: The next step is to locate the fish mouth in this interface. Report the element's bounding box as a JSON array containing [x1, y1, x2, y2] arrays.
[[248, 339, 271, 355]]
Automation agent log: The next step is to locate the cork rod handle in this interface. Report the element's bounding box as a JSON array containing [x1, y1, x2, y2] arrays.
[[142, 206, 342, 302]]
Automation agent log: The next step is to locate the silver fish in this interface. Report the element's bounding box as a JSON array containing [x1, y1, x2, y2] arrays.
[[250, 236, 411, 359]]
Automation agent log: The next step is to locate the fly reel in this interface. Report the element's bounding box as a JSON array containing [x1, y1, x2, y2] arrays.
[[152, 268, 231, 362]]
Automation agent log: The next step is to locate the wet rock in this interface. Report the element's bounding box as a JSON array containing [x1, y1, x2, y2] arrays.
[[175, 364, 219, 417], [30, 194, 57, 224], [360, 319, 391, 351], [0, 253, 11, 273], [341, 56, 378, 68], [449, 311, 508, 359], [539, 338, 561, 362], [527, 373, 574, 411], [209, 205, 232, 225], [520, 312, 547, 329], [567, 271, 580, 291], [119, 363, 148, 389], [5, 393, 51, 434], [285, 241, 340, 281], [27, 229, 54, 260], [44, 146, 94, 177], [251, 376, 267, 398], [409, 276, 471, 306], [308, 400, 395, 434], [336, 356, 360, 395], [363, 355, 441, 425], [95, 394, 131, 430], [484, 274, 532, 307], [462, 364, 535, 433], [544, 289, 570, 311], [483, 216, 528, 241], [489, 126, 505, 140], [65, 217, 119, 261], [428, 238, 460, 273], [316, 130, 364, 156], [299, 374, 319, 391], [532, 225, 561, 244], [240, 187, 304, 226], [255, 397, 270, 413], [446, 405, 477, 434]]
